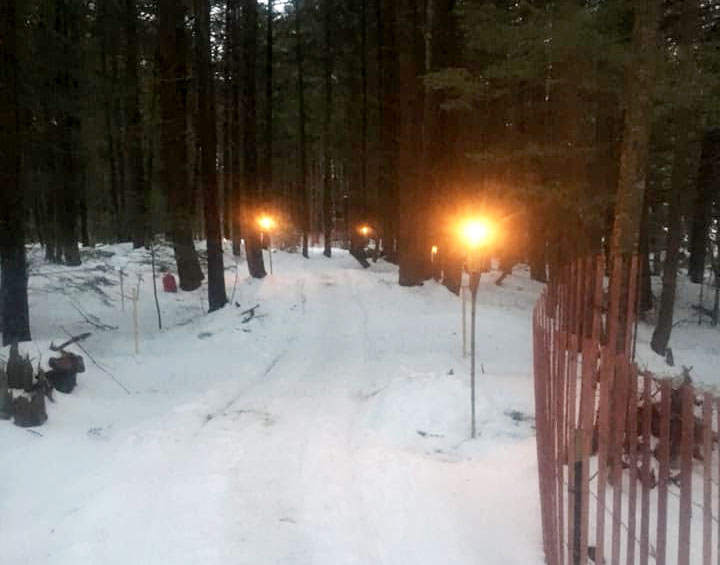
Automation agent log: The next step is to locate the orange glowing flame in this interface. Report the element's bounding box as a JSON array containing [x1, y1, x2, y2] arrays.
[[258, 216, 276, 231], [360, 225, 371, 237], [459, 219, 493, 248], [431, 245, 438, 255]]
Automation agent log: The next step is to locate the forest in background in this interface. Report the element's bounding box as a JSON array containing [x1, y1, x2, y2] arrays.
[[1, 0, 720, 360]]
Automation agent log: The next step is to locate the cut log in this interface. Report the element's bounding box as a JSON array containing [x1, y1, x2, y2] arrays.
[[0, 364, 11, 419], [13, 389, 47, 428], [46, 351, 85, 394], [6, 341, 33, 391]]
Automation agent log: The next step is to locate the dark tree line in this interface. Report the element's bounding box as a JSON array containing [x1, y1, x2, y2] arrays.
[[1, 0, 720, 358]]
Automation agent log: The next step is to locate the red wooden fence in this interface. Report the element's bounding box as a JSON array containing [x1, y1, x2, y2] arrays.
[[533, 256, 718, 565]]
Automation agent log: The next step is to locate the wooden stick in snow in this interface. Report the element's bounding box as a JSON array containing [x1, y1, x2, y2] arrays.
[[120, 269, 125, 312], [132, 288, 139, 354]]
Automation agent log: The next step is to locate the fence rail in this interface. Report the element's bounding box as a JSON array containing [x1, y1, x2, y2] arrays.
[[533, 255, 719, 565]]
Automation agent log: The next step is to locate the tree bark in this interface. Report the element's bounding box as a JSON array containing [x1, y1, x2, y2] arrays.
[[0, 0, 31, 345], [609, 0, 662, 256], [195, 0, 228, 311], [638, 189, 654, 313], [158, 0, 203, 291]]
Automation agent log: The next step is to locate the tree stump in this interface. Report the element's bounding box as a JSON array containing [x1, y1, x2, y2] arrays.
[[7, 341, 33, 391], [47, 351, 85, 394], [0, 364, 12, 419], [13, 390, 47, 428]]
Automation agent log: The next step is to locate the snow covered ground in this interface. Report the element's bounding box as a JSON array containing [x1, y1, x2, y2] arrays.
[[635, 273, 720, 387], [0, 243, 546, 565], [3, 242, 717, 564]]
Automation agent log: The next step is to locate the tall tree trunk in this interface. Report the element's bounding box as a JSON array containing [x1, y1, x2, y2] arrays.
[[688, 129, 720, 283], [195, 0, 228, 310], [265, 0, 274, 204], [79, 178, 90, 247], [638, 188, 654, 313], [125, 0, 147, 249], [378, 0, 399, 261], [99, 1, 122, 241], [398, 0, 429, 286], [294, 0, 309, 258], [322, 0, 334, 258], [158, 0, 203, 291], [230, 0, 243, 256], [222, 0, 234, 241], [609, 0, 662, 256], [0, 0, 31, 345], [242, 0, 267, 278], [56, 0, 82, 267], [360, 0, 368, 220], [651, 0, 701, 356]]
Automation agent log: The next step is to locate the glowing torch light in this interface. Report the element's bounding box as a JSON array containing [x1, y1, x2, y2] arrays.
[[460, 219, 493, 249], [258, 215, 276, 232], [257, 215, 276, 274]]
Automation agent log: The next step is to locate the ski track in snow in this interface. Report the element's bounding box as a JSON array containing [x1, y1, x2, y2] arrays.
[[0, 245, 546, 565]]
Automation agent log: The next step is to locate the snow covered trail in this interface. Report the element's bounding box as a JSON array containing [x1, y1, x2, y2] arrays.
[[1, 246, 545, 564]]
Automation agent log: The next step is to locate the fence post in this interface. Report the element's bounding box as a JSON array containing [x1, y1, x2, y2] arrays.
[[573, 434, 583, 565]]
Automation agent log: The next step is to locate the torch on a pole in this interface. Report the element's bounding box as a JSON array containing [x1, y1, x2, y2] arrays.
[[258, 215, 277, 274], [459, 218, 494, 439]]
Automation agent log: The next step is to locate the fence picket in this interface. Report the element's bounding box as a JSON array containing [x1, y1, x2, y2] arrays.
[[678, 384, 694, 565], [533, 256, 716, 565], [657, 380, 671, 565], [703, 392, 712, 565], [640, 374, 652, 565]]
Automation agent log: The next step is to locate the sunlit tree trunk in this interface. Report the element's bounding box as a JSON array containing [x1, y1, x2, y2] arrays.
[[609, 0, 661, 256]]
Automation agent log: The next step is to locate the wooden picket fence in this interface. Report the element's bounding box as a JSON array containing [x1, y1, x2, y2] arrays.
[[533, 255, 719, 565]]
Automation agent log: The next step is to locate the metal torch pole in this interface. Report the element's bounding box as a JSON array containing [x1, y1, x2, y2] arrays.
[[470, 269, 479, 439], [267, 233, 273, 274]]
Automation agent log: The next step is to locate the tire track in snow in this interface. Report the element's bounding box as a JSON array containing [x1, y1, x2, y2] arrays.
[[202, 338, 295, 427]]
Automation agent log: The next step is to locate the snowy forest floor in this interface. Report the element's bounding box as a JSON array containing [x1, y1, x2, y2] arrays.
[[1, 242, 717, 564]]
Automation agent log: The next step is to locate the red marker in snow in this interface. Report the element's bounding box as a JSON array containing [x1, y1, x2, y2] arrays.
[[162, 273, 178, 293]]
